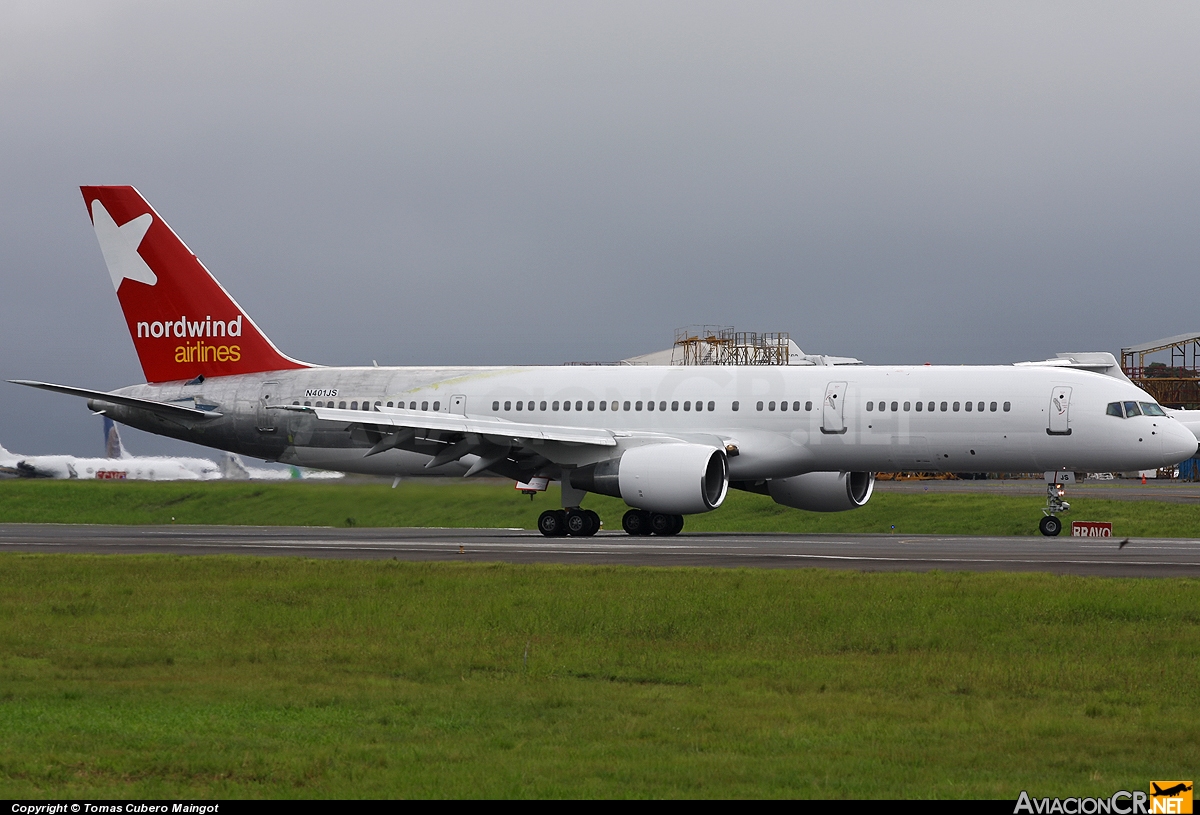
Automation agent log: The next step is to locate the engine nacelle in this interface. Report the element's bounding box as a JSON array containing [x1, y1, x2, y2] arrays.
[[570, 443, 728, 514], [767, 471, 875, 512]]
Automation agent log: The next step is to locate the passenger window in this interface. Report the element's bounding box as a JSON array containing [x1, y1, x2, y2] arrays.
[[553, 401, 560, 411], [433, 401, 440, 411], [1124, 401, 1142, 417], [927, 402, 935, 412], [540, 401, 547, 411], [890, 401, 898, 412], [915, 401, 922, 412], [493, 401, 500, 411], [587, 401, 595, 411], [806, 401, 813, 411], [635, 401, 643, 411], [516, 401, 523, 411], [647, 401, 655, 411], [903, 402, 911, 411], [965, 401, 972, 412], [386, 401, 393, 408], [977, 402, 984, 412], [504, 401, 511, 411], [338, 401, 347, 409], [780, 401, 788, 412], [576, 401, 584, 411], [990, 402, 997, 412], [304, 401, 312, 406], [940, 402, 948, 411], [409, 401, 417, 410], [953, 402, 960, 412], [563, 401, 571, 411], [708, 401, 715, 411], [1106, 402, 1123, 417], [623, 401, 630, 411], [598, 400, 606, 411], [350, 401, 358, 410], [672, 401, 680, 411], [768, 401, 776, 411], [1003, 401, 1011, 412], [684, 401, 691, 411], [732, 401, 739, 411], [792, 401, 799, 411]]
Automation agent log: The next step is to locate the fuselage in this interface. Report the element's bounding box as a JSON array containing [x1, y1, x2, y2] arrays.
[[96, 362, 1197, 480]]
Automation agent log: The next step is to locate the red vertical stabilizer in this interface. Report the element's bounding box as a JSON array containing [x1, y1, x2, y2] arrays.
[[81, 185, 310, 383]]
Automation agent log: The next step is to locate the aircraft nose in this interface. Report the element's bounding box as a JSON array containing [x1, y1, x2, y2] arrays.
[[1163, 420, 1199, 465]]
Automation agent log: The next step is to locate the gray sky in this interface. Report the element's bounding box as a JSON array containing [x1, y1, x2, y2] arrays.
[[3, 1, 1199, 458]]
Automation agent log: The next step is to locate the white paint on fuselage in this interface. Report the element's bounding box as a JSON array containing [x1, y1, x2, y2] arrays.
[[115, 363, 1200, 478]]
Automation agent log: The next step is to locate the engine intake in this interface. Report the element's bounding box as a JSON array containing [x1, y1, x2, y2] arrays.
[[765, 471, 875, 512], [570, 444, 728, 515]]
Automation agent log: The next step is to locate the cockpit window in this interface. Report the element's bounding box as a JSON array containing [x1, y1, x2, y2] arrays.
[[1123, 401, 1142, 417], [1107, 402, 1123, 417], [1139, 402, 1166, 417]]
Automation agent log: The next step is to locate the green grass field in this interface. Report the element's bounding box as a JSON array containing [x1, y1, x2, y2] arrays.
[[1, 555, 1197, 798], [2, 479, 1200, 537]]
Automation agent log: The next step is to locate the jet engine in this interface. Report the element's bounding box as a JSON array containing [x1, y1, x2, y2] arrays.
[[569, 443, 728, 514], [766, 471, 875, 512]]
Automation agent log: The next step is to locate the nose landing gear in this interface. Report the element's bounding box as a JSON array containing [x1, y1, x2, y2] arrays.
[[1040, 477, 1071, 536]]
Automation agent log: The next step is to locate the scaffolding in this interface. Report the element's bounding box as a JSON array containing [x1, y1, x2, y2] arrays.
[[672, 326, 791, 366], [1120, 333, 1200, 408]]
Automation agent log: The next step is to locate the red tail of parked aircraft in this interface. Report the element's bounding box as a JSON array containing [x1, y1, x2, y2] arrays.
[[80, 185, 310, 383]]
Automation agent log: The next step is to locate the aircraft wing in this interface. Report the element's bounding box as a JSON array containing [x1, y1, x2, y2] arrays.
[[9, 380, 223, 420], [274, 404, 617, 447]]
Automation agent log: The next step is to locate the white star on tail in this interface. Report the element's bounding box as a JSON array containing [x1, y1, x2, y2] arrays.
[[90, 199, 157, 290]]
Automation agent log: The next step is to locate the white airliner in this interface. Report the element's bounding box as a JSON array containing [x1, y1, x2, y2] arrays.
[[0, 417, 221, 480], [11, 186, 1198, 536]]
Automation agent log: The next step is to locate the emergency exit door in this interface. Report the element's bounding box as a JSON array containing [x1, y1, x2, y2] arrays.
[[822, 382, 848, 434]]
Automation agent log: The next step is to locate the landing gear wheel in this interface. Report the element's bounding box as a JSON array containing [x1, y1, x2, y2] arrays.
[[1039, 515, 1062, 537], [650, 513, 685, 536], [622, 509, 653, 536], [566, 509, 599, 537], [538, 509, 567, 537]]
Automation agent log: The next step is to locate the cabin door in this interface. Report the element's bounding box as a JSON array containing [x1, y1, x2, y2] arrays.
[[256, 381, 279, 432], [1048, 387, 1072, 435]]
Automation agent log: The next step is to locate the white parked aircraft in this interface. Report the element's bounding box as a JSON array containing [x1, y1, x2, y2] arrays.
[[0, 417, 221, 480], [11, 186, 1198, 535]]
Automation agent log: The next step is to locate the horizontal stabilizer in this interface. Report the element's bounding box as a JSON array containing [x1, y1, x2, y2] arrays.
[[8, 380, 222, 420]]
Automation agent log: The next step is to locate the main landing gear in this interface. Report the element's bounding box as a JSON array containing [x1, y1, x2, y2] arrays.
[[621, 509, 684, 537], [538, 508, 600, 537], [1039, 480, 1071, 537]]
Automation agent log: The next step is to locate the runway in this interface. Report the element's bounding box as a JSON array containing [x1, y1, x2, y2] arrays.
[[2, 523, 1199, 577]]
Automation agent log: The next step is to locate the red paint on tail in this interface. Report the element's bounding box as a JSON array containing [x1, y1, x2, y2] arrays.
[[81, 186, 310, 383]]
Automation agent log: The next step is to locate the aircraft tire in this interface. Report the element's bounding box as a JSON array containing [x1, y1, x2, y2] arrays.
[[538, 509, 567, 537], [1039, 515, 1062, 537], [565, 509, 591, 536], [583, 509, 601, 536], [622, 509, 653, 536], [650, 512, 684, 536]]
